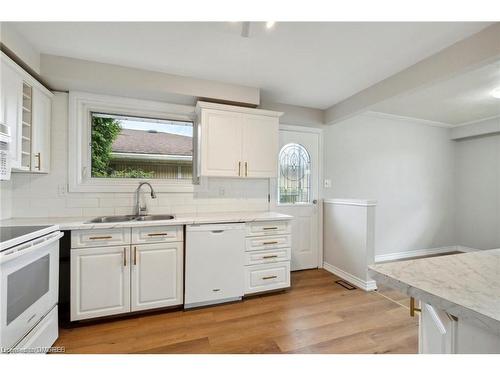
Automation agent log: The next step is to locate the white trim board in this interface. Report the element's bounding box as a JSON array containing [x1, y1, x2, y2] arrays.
[[374, 245, 480, 263], [322, 261, 377, 292]]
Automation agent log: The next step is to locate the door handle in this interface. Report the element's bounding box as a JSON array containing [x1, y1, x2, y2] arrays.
[[123, 247, 127, 267], [312, 199, 318, 204], [245, 161, 248, 177], [133, 246, 137, 265], [238, 161, 241, 176]]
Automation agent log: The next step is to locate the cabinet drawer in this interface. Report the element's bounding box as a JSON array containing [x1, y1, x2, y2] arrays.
[[245, 234, 291, 251], [131, 225, 183, 244], [71, 228, 131, 248], [244, 248, 291, 265], [246, 220, 290, 237], [244, 261, 290, 294]]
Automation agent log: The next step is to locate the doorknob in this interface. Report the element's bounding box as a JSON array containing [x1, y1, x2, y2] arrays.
[[312, 199, 318, 204]]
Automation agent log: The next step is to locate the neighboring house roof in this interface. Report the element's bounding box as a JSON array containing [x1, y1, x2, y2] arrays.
[[112, 129, 192, 156]]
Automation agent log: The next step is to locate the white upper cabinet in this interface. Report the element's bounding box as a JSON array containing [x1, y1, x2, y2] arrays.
[[0, 52, 53, 174], [0, 58, 23, 169], [242, 114, 279, 178], [196, 101, 282, 178], [31, 87, 52, 173]]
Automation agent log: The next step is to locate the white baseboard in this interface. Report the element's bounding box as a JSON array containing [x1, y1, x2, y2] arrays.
[[456, 246, 481, 253], [323, 261, 377, 291], [375, 245, 481, 262]]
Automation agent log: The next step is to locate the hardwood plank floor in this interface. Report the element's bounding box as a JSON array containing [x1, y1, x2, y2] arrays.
[[54, 269, 418, 354]]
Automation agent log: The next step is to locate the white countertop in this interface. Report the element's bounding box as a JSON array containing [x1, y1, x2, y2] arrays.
[[369, 249, 500, 334], [0, 211, 293, 230]]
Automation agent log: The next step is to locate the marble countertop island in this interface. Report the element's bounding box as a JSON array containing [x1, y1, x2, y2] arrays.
[[369, 250, 500, 334], [0, 211, 293, 230]]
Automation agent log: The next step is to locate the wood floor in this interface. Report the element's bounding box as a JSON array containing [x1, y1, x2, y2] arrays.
[[54, 269, 418, 354]]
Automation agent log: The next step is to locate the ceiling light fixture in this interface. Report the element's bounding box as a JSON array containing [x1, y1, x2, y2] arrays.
[[266, 21, 276, 29], [492, 88, 500, 99]]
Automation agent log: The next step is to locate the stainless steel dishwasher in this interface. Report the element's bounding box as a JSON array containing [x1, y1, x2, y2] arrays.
[[185, 223, 245, 308]]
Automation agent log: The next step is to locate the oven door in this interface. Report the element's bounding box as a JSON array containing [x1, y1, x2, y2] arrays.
[[0, 231, 62, 350]]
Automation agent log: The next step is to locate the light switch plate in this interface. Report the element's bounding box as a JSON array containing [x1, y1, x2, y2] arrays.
[[324, 179, 332, 188]]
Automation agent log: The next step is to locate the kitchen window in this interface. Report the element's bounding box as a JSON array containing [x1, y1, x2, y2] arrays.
[[90, 113, 193, 180], [278, 143, 311, 204], [68, 91, 197, 192]]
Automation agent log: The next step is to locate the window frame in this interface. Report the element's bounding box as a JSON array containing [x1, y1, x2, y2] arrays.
[[68, 91, 197, 193], [277, 142, 312, 205]]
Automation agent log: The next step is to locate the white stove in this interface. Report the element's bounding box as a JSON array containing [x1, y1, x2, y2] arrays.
[[0, 225, 62, 353]]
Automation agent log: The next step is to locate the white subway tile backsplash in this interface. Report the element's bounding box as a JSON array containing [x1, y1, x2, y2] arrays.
[[7, 94, 270, 218], [67, 198, 100, 208]]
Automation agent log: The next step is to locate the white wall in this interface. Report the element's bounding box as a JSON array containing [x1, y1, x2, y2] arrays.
[[0, 23, 41, 73], [454, 133, 500, 249], [9, 93, 269, 218], [323, 113, 456, 256]]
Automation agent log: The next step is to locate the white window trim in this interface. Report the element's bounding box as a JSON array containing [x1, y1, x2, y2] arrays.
[[68, 91, 197, 193]]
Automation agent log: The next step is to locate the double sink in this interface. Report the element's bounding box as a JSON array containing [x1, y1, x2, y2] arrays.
[[86, 214, 175, 224]]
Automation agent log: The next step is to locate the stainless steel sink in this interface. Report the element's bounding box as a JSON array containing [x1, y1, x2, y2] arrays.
[[86, 214, 175, 224], [133, 214, 175, 221], [87, 215, 137, 223]]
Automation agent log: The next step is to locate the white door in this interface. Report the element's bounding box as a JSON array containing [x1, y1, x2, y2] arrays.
[[131, 242, 183, 312], [273, 127, 321, 271], [70, 246, 131, 321], [242, 114, 279, 178]]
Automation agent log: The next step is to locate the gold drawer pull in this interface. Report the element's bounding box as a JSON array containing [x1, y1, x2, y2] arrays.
[[89, 236, 113, 240], [133, 246, 137, 265], [147, 233, 169, 237], [410, 297, 421, 317], [262, 275, 278, 280], [123, 247, 127, 267], [263, 255, 278, 259], [263, 227, 278, 230], [263, 241, 278, 245]]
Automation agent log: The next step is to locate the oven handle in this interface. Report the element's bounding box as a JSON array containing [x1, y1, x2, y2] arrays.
[[0, 232, 63, 265]]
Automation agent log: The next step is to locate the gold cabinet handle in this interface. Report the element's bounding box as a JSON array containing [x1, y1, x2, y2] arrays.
[[262, 275, 277, 280], [133, 246, 137, 265], [147, 233, 168, 237], [263, 255, 278, 259], [238, 161, 241, 176], [123, 247, 127, 267], [263, 227, 278, 230], [245, 161, 248, 177], [263, 241, 279, 245], [35, 152, 41, 170], [410, 297, 421, 317], [89, 236, 113, 240]]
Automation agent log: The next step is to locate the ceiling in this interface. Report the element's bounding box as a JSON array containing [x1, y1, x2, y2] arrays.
[[372, 60, 500, 125], [9, 22, 492, 110]]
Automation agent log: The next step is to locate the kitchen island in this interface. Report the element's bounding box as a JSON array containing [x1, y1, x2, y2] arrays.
[[369, 250, 500, 353]]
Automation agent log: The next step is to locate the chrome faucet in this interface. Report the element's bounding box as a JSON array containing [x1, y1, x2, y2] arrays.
[[135, 182, 157, 216]]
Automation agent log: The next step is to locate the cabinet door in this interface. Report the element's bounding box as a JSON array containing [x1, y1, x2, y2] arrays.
[[31, 88, 51, 173], [0, 58, 23, 169], [241, 114, 279, 178], [419, 303, 457, 354], [71, 246, 131, 321], [201, 109, 243, 177], [131, 242, 183, 312]]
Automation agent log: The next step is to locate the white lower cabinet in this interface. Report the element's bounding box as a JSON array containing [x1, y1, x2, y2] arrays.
[[244, 220, 292, 295], [131, 243, 183, 312], [70, 226, 184, 321], [419, 302, 500, 354], [71, 246, 131, 321], [244, 261, 290, 294]]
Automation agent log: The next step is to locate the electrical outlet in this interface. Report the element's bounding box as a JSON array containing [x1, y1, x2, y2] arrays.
[[324, 179, 332, 188], [218, 187, 225, 197], [57, 184, 67, 197]]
